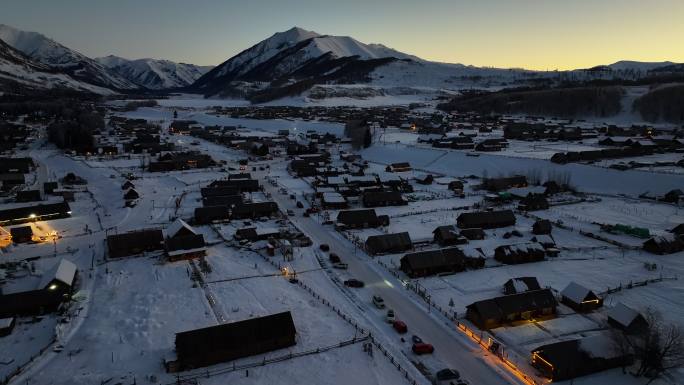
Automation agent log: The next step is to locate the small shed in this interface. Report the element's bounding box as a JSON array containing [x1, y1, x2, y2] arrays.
[[123, 188, 140, 201], [503, 277, 541, 295], [16, 190, 42, 203], [43, 182, 58, 194], [494, 243, 545, 265], [561, 282, 603, 312], [433, 225, 468, 246], [643, 234, 684, 255], [0, 317, 15, 337], [460, 228, 485, 240], [607, 303, 648, 335], [532, 219, 552, 235], [10, 226, 33, 243], [531, 334, 632, 381], [121, 180, 135, 190]]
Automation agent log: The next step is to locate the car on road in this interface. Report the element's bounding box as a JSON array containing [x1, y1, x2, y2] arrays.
[[303, 211, 310, 217], [393, 320, 407, 334], [319, 244, 330, 252], [296, 201, 304, 208], [385, 309, 395, 323], [344, 279, 364, 288], [372, 295, 385, 309], [286, 209, 295, 216], [289, 194, 296, 200], [329, 253, 341, 263], [434, 369, 468, 385], [412, 342, 434, 355], [332, 262, 348, 270]]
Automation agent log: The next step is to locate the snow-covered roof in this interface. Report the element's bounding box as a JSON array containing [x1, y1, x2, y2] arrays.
[[167, 247, 206, 257], [607, 303, 641, 327], [578, 334, 621, 359], [512, 279, 531, 293], [0, 317, 14, 329], [39, 258, 76, 289], [255, 227, 280, 236], [561, 281, 591, 303], [322, 192, 346, 203], [166, 218, 197, 238]]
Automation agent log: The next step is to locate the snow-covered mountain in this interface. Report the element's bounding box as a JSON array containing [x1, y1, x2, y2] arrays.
[[96, 55, 213, 89], [191, 27, 425, 97], [0, 24, 138, 90], [0, 38, 114, 94]]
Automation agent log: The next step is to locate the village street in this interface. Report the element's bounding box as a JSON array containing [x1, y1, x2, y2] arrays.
[[255, 166, 525, 385]]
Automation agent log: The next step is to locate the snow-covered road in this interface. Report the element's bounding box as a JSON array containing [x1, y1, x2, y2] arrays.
[[258, 170, 523, 385]]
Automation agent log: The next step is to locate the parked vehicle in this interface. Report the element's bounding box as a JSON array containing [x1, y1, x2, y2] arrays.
[[386, 309, 395, 323], [412, 342, 434, 355], [332, 262, 348, 270], [372, 295, 385, 309], [329, 253, 341, 263], [289, 194, 296, 200], [411, 335, 423, 344], [393, 320, 407, 334], [434, 369, 468, 385], [319, 244, 330, 252], [303, 212, 310, 217], [296, 201, 304, 208], [344, 279, 364, 288], [286, 209, 295, 216]]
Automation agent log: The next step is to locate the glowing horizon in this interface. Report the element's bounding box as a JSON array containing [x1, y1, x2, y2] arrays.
[[2, 0, 682, 70]]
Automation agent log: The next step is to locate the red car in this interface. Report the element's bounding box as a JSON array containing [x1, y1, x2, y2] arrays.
[[393, 320, 407, 334], [412, 342, 434, 355]]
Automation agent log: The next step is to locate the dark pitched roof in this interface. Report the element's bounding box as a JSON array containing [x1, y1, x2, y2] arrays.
[[504, 277, 542, 294], [362, 191, 406, 206], [209, 179, 259, 191], [336, 209, 380, 226], [10, 226, 33, 238], [457, 210, 516, 229], [467, 289, 557, 321], [365, 232, 412, 254], [433, 225, 460, 241], [202, 195, 243, 207], [0, 202, 71, 225], [532, 334, 629, 381], [194, 205, 231, 223], [231, 202, 279, 217], [106, 229, 164, 258], [175, 311, 296, 367], [166, 234, 205, 252], [401, 247, 466, 271]]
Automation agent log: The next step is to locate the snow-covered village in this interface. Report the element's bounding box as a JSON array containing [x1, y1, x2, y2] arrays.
[[1, 2, 684, 385]]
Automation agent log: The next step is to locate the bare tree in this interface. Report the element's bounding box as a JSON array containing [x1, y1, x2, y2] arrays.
[[613, 308, 684, 383]]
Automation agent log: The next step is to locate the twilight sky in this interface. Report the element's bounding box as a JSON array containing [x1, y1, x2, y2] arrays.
[[2, 0, 682, 70]]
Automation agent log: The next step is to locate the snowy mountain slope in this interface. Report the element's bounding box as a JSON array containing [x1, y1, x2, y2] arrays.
[[191, 27, 422, 96], [96, 55, 213, 89], [211, 27, 320, 79], [190, 26, 557, 101], [0, 38, 114, 94], [0, 24, 138, 90]]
